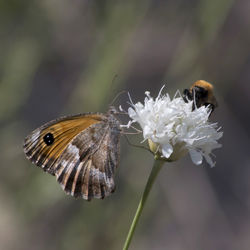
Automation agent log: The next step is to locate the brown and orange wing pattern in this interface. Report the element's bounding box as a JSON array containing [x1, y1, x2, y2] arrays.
[[23, 113, 121, 200], [56, 121, 120, 200], [23, 114, 103, 173]]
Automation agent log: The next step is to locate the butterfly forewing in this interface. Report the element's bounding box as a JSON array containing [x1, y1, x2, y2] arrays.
[[23, 112, 121, 200], [24, 114, 102, 169]]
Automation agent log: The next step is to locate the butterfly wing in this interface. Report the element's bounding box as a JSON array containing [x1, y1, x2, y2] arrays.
[[56, 120, 120, 200], [24, 114, 104, 173], [23, 113, 121, 200]]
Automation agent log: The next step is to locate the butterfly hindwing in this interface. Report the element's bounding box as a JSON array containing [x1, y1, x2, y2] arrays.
[[54, 116, 121, 200]]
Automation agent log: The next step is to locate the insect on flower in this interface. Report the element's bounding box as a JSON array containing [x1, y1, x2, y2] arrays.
[[23, 107, 121, 200], [125, 85, 223, 167], [183, 80, 218, 114]]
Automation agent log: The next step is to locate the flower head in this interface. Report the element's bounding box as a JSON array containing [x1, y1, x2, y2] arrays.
[[126, 86, 223, 167]]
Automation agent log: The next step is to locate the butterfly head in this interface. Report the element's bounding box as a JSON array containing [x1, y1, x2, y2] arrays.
[[108, 105, 119, 115]]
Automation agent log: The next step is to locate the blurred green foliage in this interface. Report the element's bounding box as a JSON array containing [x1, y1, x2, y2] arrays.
[[1, 1, 250, 250]]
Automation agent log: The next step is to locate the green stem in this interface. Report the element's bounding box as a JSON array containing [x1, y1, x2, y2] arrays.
[[122, 159, 164, 250]]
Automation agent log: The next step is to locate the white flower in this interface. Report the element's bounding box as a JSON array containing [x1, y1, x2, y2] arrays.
[[126, 86, 223, 167]]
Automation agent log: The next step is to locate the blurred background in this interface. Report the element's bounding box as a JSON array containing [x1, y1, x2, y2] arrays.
[[1, 0, 250, 249]]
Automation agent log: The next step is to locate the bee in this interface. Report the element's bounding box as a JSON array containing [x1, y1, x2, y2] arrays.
[[183, 80, 218, 114]]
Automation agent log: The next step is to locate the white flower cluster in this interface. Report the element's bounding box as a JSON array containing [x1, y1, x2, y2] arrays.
[[125, 86, 223, 167]]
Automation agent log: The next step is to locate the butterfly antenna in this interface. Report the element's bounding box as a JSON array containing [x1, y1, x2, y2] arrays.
[[109, 74, 130, 106], [109, 90, 127, 106]]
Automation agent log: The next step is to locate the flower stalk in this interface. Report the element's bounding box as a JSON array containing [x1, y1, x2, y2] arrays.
[[122, 84, 223, 249], [122, 158, 164, 250]]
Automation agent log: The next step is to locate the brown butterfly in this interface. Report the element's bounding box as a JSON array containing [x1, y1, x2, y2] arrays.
[[23, 108, 121, 201]]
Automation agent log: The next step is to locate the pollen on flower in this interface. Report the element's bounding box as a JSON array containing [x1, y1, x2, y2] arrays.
[[126, 86, 223, 167]]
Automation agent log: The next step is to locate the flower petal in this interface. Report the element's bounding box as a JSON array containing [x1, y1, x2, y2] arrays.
[[189, 149, 203, 165], [161, 143, 173, 158], [204, 154, 215, 167], [125, 85, 222, 165]]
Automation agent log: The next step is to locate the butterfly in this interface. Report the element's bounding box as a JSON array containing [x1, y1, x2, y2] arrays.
[[23, 107, 121, 201]]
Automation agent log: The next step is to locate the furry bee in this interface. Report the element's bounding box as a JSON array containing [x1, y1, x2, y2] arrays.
[[183, 80, 218, 114]]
